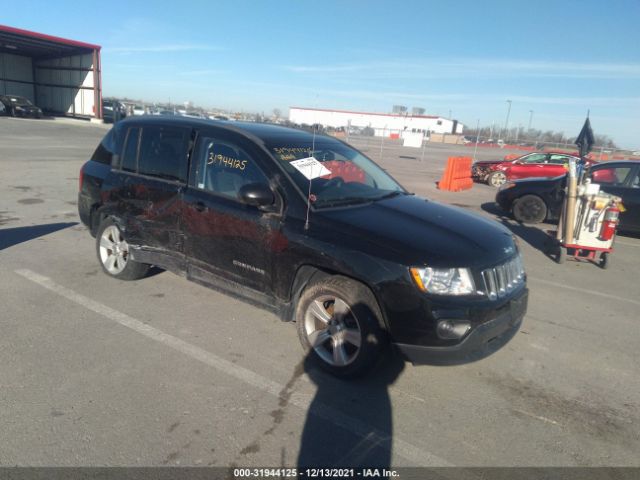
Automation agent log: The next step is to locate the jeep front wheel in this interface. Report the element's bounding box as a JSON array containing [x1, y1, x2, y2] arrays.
[[296, 276, 387, 378]]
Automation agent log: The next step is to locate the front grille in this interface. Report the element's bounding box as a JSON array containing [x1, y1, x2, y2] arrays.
[[481, 255, 525, 300]]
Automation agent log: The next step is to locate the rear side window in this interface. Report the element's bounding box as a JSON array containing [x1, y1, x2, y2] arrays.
[[591, 166, 631, 185], [138, 126, 189, 182], [549, 154, 571, 165], [121, 127, 140, 172], [90, 129, 115, 165]]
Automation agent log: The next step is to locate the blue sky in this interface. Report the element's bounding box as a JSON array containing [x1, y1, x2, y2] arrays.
[[4, 0, 640, 147]]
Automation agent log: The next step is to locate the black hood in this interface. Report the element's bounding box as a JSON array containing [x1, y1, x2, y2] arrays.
[[317, 195, 516, 269]]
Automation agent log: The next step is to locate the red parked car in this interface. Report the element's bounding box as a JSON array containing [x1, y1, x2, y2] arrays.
[[472, 152, 592, 187]]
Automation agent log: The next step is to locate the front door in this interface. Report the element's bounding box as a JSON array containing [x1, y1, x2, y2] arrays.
[[508, 152, 550, 179], [182, 129, 283, 295], [591, 164, 638, 231], [621, 167, 640, 231]]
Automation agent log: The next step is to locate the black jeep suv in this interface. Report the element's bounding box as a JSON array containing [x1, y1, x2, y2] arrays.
[[78, 117, 527, 377]]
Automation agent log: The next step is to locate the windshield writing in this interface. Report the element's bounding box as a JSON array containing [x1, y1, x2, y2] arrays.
[[268, 140, 404, 207]]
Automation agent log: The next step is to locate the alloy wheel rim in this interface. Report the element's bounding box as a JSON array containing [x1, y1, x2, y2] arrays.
[[99, 225, 129, 274], [491, 172, 506, 186], [520, 199, 541, 221], [303, 295, 362, 367]]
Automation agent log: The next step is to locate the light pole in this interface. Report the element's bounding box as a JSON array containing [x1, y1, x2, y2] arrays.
[[503, 100, 512, 142], [528, 110, 534, 131], [472, 119, 480, 161]]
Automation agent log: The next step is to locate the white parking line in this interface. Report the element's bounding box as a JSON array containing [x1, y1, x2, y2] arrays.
[[15, 268, 451, 467], [512, 409, 561, 426], [528, 276, 640, 307]]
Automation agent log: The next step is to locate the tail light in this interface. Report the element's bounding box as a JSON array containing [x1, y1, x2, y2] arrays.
[[79, 166, 85, 192], [599, 206, 619, 241]]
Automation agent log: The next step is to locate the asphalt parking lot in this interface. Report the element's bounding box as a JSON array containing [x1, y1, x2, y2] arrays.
[[1, 117, 639, 467]]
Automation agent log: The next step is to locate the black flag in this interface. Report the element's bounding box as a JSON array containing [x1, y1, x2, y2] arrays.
[[575, 116, 595, 158]]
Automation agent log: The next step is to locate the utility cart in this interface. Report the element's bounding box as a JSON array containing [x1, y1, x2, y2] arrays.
[[550, 159, 623, 269]]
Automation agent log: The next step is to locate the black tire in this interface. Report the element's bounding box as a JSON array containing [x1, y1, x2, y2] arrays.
[[296, 275, 387, 378], [487, 171, 507, 187], [513, 195, 547, 224], [599, 252, 609, 269], [95, 218, 149, 280]]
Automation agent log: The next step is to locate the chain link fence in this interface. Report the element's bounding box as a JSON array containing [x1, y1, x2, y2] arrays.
[[336, 129, 639, 162]]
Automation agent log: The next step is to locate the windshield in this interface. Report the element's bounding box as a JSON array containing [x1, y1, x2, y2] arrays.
[[8, 97, 31, 106], [267, 140, 405, 208]]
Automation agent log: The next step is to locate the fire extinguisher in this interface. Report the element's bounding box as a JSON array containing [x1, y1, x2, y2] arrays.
[[600, 205, 620, 241]]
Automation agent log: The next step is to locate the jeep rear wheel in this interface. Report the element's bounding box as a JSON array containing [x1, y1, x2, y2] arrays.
[[296, 276, 387, 378], [96, 218, 149, 280]]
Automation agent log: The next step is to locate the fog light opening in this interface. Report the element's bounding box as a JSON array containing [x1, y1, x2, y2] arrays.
[[437, 320, 471, 340]]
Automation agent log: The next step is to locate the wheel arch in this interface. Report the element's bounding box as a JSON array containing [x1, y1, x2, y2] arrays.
[[281, 264, 389, 331], [92, 205, 126, 236]]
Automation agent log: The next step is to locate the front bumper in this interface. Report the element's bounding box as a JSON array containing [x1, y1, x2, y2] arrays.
[[14, 109, 42, 118], [472, 164, 493, 180], [395, 287, 528, 365]]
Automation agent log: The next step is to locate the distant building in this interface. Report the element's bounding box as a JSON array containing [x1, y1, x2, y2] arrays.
[[288, 106, 463, 136], [0, 24, 102, 119]]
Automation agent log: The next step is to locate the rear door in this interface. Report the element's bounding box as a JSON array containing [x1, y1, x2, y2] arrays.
[[182, 128, 283, 295], [543, 154, 573, 177], [590, 164, 637, 230], [108, 123, 191, 270], [133, 124, 191, 267]]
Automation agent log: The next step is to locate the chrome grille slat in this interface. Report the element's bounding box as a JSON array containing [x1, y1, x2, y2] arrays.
[[481, 255, 525, 299]]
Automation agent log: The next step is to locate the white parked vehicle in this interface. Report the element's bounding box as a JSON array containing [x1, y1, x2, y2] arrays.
[[132, 105, 145, 116]]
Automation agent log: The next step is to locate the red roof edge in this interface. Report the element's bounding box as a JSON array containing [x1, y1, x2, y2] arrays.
[[0, 24, 101, 51], [289, 106, 440, 119]]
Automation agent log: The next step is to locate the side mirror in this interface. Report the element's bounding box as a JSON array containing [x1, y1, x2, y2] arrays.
[[238, 183, 275, 208]]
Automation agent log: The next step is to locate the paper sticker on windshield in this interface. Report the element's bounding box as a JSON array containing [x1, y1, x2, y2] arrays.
[[290, 157, 331, 180]]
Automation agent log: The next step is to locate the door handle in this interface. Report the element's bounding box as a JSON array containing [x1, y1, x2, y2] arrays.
[[194, 201, 206, 212]]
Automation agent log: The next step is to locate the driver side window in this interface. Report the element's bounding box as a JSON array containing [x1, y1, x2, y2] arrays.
[[190, 137, 268, 200], [522, 153, 548, 164]]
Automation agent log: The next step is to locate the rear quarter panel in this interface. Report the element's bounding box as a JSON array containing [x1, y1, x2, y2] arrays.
[[78, 161, 111, 232]]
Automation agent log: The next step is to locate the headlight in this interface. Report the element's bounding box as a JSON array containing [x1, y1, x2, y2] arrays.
[[499, 182, 517, 190], [512, 235, 521, 252], [410, 267, 476, 295]]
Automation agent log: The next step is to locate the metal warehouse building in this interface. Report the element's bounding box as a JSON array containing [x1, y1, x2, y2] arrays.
[[289, 106, 463, 136], [0, 24, 102, 119]]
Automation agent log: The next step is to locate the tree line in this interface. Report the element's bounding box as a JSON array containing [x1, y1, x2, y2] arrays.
[[464, 125, 617, 148]]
